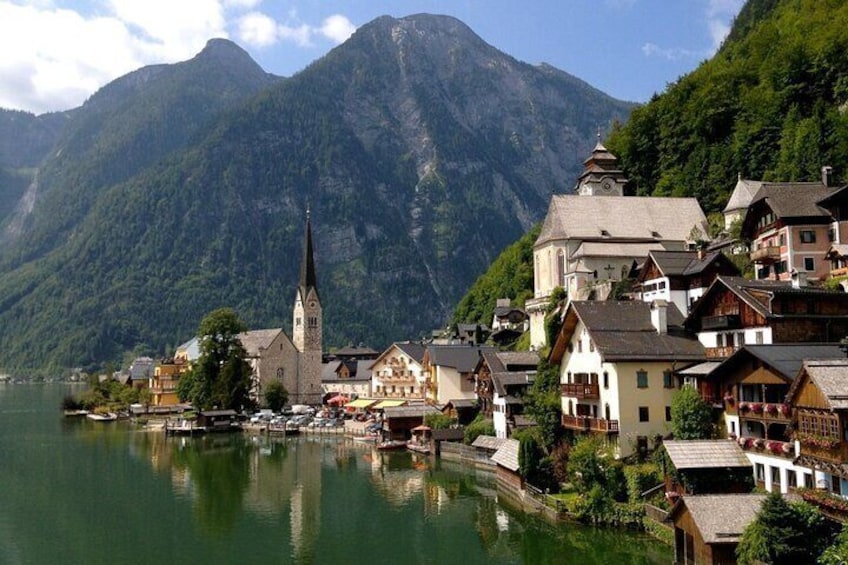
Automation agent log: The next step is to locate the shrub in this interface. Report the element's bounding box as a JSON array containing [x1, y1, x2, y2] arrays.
[[624, 463, 663, 503], [463, 414, 494, 444]]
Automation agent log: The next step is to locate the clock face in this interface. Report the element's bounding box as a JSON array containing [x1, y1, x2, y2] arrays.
[[309, 301, 316, 308], [601, 179, 613, 192]]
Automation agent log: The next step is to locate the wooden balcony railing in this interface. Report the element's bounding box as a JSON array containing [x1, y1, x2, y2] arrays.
[[561, 414, 619, 433], [750, 246, 781, 263], [561, 383, 600, 400], [701, 314, 741, 330], [831, 266, 848, 277], [736, 436, 794, 458], [738, 402, 792, 421], [706, 346, 738, 359]]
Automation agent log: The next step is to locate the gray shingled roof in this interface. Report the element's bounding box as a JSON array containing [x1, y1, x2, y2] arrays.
[[799, 359, 848, 409], [395, 342, 426, 363], [321, 361, 341, 382], [748, 181, 836, 220], [496, 351, 540, 369], [642, 250, 736, 279], [383, 405, 441, 419], [428, 345, 493, 372], [664, 440, 751, 470], [238, 328, 284, 357], [471, 435, 507, 451], [536, 195, 709, 247], [490, 439, 520, 472], [723, 177, 762, 213], [714, 344, 846, 383], [672, 495, 766, 544], [572, 241, 666, 258], [566, 301, 704, 362], [491, 371, 535, 396]]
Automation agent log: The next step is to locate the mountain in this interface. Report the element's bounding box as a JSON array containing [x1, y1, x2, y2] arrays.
[[0, 15, 633, 374], [607, 0, 848, 212]]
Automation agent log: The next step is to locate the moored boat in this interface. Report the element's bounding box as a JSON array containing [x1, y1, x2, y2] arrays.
[[376, 440, 407, 451], [86, 412, 118, 422]]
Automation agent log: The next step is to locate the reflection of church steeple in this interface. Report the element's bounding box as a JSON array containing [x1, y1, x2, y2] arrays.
[[574, 130, 628, 196]]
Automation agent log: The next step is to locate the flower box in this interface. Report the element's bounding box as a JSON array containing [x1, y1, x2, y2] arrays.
[[723, 395, 735, 405], [781, 442, 793, 455], [798, 433, 841, 450], [753, 438, 764, 448], [765, 403, 778, 415], [750, 403, 763, 414], [739, 401, 750, 412], [780, 404, 791, 416]]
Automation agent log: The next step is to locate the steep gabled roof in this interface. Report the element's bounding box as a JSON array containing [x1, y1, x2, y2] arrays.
[[639, 250, 739, 281], [664, 440, 751, 470], [428, 345, 493, 372], [789, 359, 848, 410], [369, 342, 427, 370], [748, 181, 836, 220], [495, 351, 539, 370], [551, 301, 704, 363], [238, 328, 287, 357], [723, 176, 762, 213], [710, 344, 846, 383], [491, 371, 535, 396], [535, 195, 709, 247], [669, 495, 766, 545]]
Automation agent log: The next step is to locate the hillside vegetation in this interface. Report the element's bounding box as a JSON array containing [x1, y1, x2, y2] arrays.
[[608, 0, 848, 211]]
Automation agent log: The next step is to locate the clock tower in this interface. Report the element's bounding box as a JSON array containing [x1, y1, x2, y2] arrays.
[[292, 210, 323, 404], [575, 133, 628, 196]]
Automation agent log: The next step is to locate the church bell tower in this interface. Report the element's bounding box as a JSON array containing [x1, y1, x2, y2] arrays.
[[292, 210, 323, 404]]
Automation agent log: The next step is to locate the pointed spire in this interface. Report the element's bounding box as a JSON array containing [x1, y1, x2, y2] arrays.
[[299, 208, 317, 291]]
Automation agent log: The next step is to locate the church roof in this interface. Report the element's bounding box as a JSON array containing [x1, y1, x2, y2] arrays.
[[238, 328, 286, 357], [298, 213, 318, 298], [535, 195, 709, 247], [723, 176, 762, 213]]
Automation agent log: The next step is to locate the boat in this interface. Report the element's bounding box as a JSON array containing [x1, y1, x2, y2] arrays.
[[376, 440, 408, 451], [406, 442, 431, 455], [86, 412, 117, 422], [353, 435, 379, 443]]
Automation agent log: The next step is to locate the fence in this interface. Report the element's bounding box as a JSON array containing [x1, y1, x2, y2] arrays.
[[644, 503, 671, 528]]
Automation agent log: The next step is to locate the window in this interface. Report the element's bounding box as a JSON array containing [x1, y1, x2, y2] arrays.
[[770, 466, 781, 490], [756, 463, 765, 482], [779, 233, 785, 246], [756, 331, 764, 345], [663, 370, 673, 389], [296, 317, 302, 327], [308, 316, 318, 327], [804, 474, 814, 489], [603, 371, 609, 389], [639, 406, 649, 422], [665, 406, 672, 422], [577, 339, 582, 353], [800, 230, 816, 243], [833, 475, 843, 496], [788, 472, 798, 489], [637, 370, 648, 388], [589, 340, 594, 352], [829, 228, 836, 242], [804, 257, 815, 271]]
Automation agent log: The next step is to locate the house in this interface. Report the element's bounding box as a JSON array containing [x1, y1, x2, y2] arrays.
[[670, 494, 767, 565], [662, 440, 752, 496], [637, 250, 739, 316], [787, 359, 848, 499], [741, 169, 846, 282], [685, 275, 848, 362], [127, 356, 155, 386], [370, 342, 427, 401], [526, 143, 710, 349], [382, 404, 441, 441], [238, 328, 300, 403], [150, 337, 199, 407], [441, 399, 478, 426], [423, 344, 493, 405], [321, 359, 372, 401], [476, 350, 538, 438], [490, 298, 529, 346], [705, 344, 842, 493], [551, 300, 704, 458]]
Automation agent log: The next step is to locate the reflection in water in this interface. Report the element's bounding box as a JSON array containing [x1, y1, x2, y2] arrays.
[[0, 386, 670, 564]]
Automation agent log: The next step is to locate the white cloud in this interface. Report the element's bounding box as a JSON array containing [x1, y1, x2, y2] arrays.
[[706, 0, 743, 50], [0, 0, 353, 114], [319, 14, 356, 44], [237, 11, 278, 47], [641, 42, 701, 62]]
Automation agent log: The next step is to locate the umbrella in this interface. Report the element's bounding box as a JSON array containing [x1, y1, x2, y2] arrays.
[[327, 394, 349, 405]]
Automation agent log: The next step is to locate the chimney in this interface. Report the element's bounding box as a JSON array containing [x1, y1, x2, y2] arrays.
[[697, 247, 705, 261], [650, 299, 668, 335], [791, 270, 808, 289], [823, 165, 834, 187]]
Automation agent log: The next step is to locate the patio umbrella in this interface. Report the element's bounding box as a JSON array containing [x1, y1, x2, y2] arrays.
[[327, 394, 349, 405]]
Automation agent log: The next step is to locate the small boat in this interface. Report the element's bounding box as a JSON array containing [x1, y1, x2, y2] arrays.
[[376, 440, 408, 451], [407, 442, 431, 455], [86, 412, 117, 422]]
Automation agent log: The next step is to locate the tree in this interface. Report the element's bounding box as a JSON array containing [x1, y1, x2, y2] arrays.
[[177, 308, 254, 411], [736, 491, 831, 565], [264, 381, 288, 412], [671, 385, 713, 439], [820, 523, 848, 565]]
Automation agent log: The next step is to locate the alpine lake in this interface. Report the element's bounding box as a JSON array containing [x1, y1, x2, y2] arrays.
[[0, 384, 672, 564]]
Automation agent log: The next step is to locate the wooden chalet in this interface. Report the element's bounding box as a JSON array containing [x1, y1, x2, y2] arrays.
[[670, 494, 766, 565], [685, 275, 848, 361], [787, 359, 848, 499]]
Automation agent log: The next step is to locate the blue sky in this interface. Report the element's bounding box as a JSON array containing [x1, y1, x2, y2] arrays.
[[0, 0, 744, 114]]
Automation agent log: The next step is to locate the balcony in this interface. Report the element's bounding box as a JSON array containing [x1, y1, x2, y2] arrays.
[[738, 402, 791, 422], [705, 346, 738, 359], [701, 314, 741, 331], [561, 383, 600, 400], [736, 436, 795, 459], [561, 414, 619, 433], [831, 266, 848, 277], [750, 246, 781, 263]]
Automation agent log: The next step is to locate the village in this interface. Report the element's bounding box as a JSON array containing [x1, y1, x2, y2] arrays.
[[68, 140, 848, 564]]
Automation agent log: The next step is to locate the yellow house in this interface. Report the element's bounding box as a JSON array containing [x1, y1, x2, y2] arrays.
[[551, 300, 704, 458], [150, 337, 199, 406]]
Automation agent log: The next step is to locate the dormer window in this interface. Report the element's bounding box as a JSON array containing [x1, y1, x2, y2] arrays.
[[600, 229, 610, 237], [651, 231, 661, 238]]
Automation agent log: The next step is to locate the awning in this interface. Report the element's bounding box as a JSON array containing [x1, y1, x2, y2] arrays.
[[347, 398, 377, 409], [411, 425, 431, 432], [374, 399, 408, 409]]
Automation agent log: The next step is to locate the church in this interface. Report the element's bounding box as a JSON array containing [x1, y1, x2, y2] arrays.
[[525, 139, 710, 349], [238, 213, 324, 405]]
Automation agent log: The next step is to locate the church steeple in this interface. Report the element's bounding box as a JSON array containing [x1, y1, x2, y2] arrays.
[[299, 209, 317, 296]]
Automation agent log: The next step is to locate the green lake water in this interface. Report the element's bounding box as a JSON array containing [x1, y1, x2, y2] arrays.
[[0, 384, 672, 564]]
